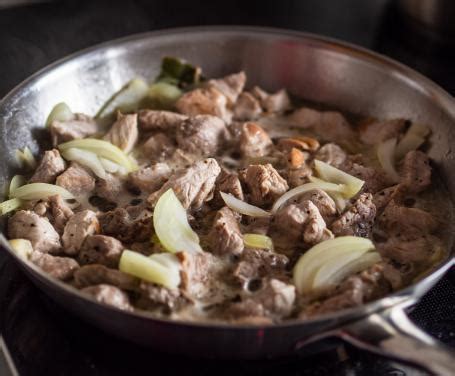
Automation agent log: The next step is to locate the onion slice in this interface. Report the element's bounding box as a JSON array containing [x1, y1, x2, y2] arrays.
[[15, 147, 36, 169], [61, 147, 106, 179], [395, 123, 430, 160], [45, 102, 73, 127], [271, 182, 344, 214], [10, 183, 74, 200], [377, 138, 400, 183], [153, 189, 202, 254], [99, 157, 120, 173], [9, 175, 26, 197], [243, 233, 274, 251], [0, 198, 22, 215], [119, 250, 181, 289], [9, 239, 33, 260], [314, 160, 364, 198], [221, 192, 270, 217]]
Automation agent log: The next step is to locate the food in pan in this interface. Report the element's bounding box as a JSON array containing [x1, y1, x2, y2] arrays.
[[2, 57, 449, 324]]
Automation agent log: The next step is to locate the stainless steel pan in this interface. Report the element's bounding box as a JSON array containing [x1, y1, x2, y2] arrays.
[[0, 27, 454, 375]]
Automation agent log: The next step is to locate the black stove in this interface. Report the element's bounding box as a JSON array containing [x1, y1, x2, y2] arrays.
[[0, 1, 454, 375]]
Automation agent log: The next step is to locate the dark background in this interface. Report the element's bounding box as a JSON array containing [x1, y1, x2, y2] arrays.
[[0, 0, 454, 375]]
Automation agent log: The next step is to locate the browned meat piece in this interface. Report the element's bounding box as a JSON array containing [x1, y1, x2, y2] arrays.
[[378, 200, 437, 237], [62, 210, 99, 255], [400, 150, 431, 193], [49, 113, 98, 146], [176, 87, 232, 123], [343, 162, 389, 193], [8, 210, 61, 253], [331, 193, 376, 238], [252, 86, 291, 113], [288, 108, 356, 142], [233, 92, 262, 120], [74, 264, 138, 290], [29, 149, 66, 184], [206, 71, 246, 104], [373, 185, 404, 214], [359, 119, 407, 145], [48, 194, 74, 234], [81, 284, 131, 311], [138, 109, 188, 131], [147, 158, 221, 210], [95, 173, 126, 203], [243, 216, 271, 235], [103, 113, 138, 153], [239, 122, 273, 158], [284, 148, 312, 187], [176, 115, 228, 157], [137, 281, 189, 311], [377, 235, 439, 264], [314, 143, 347, 168], [56, 162, 95, 196], [78, 235, 124, 268], [213, 169, 244, 204], [243, 164, 288, 207], [297, 189, 337, 222], [99, 207, 151, 243], [30, 251, 79, 280], [233, 248, 289, 287], [142, 133, 176, 161], [209, 207, 244, 256], [382, 262, 416, 290], [128, 163, 171, 193]]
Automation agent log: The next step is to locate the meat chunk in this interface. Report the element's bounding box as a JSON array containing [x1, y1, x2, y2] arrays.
[[62, 210, 99, 255], [359, 119, 407, 145], [138, 109, 188, 131], [103, 113, 138, 153], [147, 158, 221, 210], [314, 143, 347, 168], [288, 108, 356, 142], [99, 207, 151, 243], [29, 149, 66, 184], [74, 264, 138, 290], [214, 169, 244, 204], [285, 150, 312, 187], [400, 150, 431, 193], [30, 251, 79, 280], [128, 163, 171, 193], [243, 164, 288, 206], [331, 193, 376, 237], [8, 210, 61, 253], [95, 173, 125, 203], [78, 235, 124, 268], [377, 235, 439, 264], [176, 87, 232, 123], [209, 207, 244, 256], [82, 284, 131, 311], [233, 92, 262, 120], [297, 189, 337, 222], [239, 122, 273, 158], [373, 185, 404, 214], [142, 133, 175, 161], [56, 162, 95, 196], [243, 216, 271, 236], [252, 87, 291, 113], [206, 71, 246, 104], [49, 113, 98, 146], [137, 282, 188, 311], [176, 115, 228, 157], [343, 162, 388, 193]]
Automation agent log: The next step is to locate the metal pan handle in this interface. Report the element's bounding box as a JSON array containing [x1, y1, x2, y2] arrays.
[[297, 303, 455, 375]]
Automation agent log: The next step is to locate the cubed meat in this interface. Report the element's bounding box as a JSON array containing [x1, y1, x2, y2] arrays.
[[29, 149, 66, 184], [176, 115, 228, 157], [286, 158, 312, 187], [297, 189, 337, 222], [212, 169, 244, 208], [30, 251, 79, 280], [243, 164, 288, 207], [49, 113, 98, 146], [209, 207, 244, 256], [62, 210, 99, 255], [138, 109, 188, 131], [233, 92, 262, 120], [239, 122, 273, 158], [314, 143, 348, 168], [359, 119, 407, 145], [78, 235, 124, 268], [48, 194, 74, 234], [331, 193, 376, 237], [243, 216, 271, 236], [206, 71, 246, 105], [377, 235, 439, 264], [137, 282, 189, 311], [127, 163, 171, 193], [74, 264, 138, 290], [400, 150, 431, 193], [343, 162, 389, 193], [99, 207, 151, 243], [142, 133, 176, 161], [103, 113, 138, 153], [56, 162, 95, 196], [252, 87, 291, 113], [95, 173, 125, 203], [8, 210, 61, 253], [147, 158, 221, 210], [81, 284, 131, 311], [373, 185, 404, 214]]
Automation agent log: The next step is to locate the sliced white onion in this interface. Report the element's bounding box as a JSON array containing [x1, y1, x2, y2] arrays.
[[220, 192, 270, 217], [9, 175, 26, 197], [119, 250, 180, 289], [308, 176, 347, 212], [45, 102, 73, 127], [153, 189, 202, 254], [11, 183, 74, 200], [293, 236, 375, 294], [9, 238, 33, 260], [0, 198, 22, 215], [377, 138, 400, 183], [314, 160, 364, 198], [61, 147, 106, 179], [395, 123, 430, 160], [99, 157, 120, 173], [15, 147, 37, 169], [149, 252, 181, 269], [243, 233, 274, 251], [271, 181, 344, 214]]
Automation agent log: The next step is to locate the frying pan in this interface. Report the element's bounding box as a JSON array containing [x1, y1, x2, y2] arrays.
[[0, 27, 454, 375]]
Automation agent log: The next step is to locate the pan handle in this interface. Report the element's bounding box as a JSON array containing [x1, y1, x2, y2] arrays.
[[297, 303, 455, 375]]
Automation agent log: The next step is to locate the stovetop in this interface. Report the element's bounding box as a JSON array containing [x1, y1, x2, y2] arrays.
[[0, 1, 454, 375]]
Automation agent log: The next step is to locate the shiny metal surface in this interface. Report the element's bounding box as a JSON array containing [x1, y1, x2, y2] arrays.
[[0, 27, 454, 370]]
